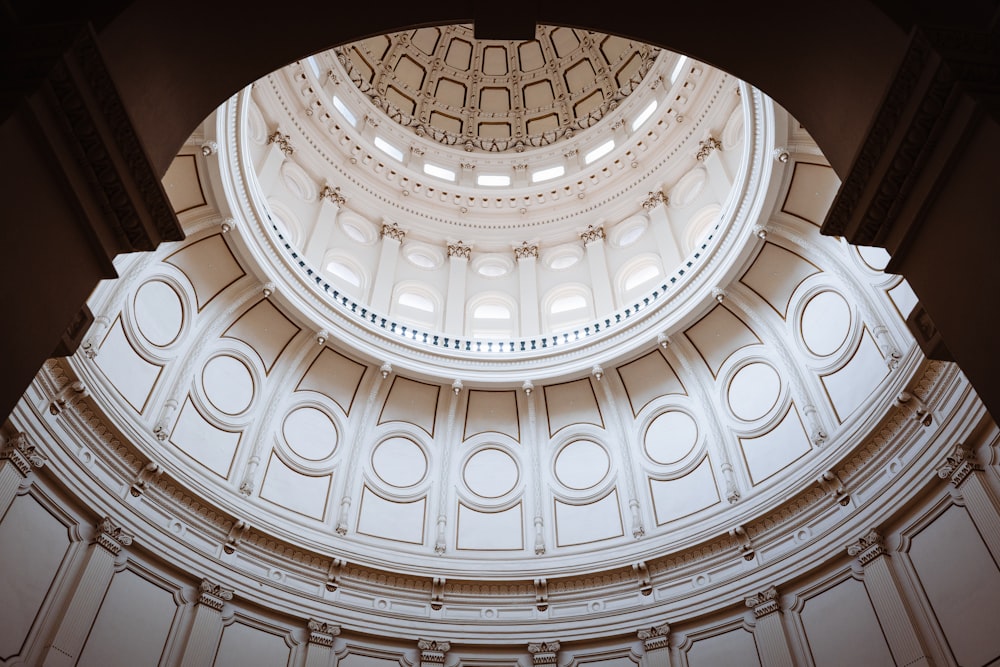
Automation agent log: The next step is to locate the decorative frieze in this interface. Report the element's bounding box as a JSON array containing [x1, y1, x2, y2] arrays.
[[937, 443, 981, 487], [418, 639, 450, 664], [847, 530, 887, 566], [528, 641, 560, 666], [447, 241, 472, 259], [307, 619, 341, 646], [579, 224, 605, 244], [695, 136, 722, 161], [319, 185, 346, 207], [745, 585, 780, 618], [638, 623, 670, 651], [381, 222, 406, 242], [514, 241, 539, 260], [95, 515, 133, 555], [197, 579, 234, 611], [267, 130, 294, 156], [642, 190, 668, 210]]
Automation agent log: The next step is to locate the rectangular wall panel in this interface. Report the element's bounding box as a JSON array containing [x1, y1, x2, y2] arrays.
[[799, 577, 894, 667]]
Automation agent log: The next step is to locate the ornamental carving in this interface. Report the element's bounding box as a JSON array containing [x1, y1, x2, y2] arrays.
[[528, 642, 560, 665], [0, 432, 46, 477], [637, 623, 670, 650], [937, 443, 980, 487], [579, 224, 605, 244], [447, 241, 471, 259], [418, 639, 450, 664], [267, 131, 294, 156], [95, 516, 133, 555], [514, 242, 539, 260], [307, 619, 341, 646], [319, 185, 346, 207], [745, 585, 780, 618], [381, 222, 406, 242], [695, 136, 722, 161], [642, 190, 668, 210], [198, 579, 234, 610], [847, 530, 887, 566]]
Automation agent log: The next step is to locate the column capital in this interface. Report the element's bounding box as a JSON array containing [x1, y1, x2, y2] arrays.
[[642, 190, 668, 210], [514, 241, 539, 261], [638, 623, 670, 650], [418, 639, 451, 664], [0, 432, 47, 477], [307, 619, 341, 647], [937, 443, 981, 487], [745, 585, 780, 618], [847, 529, 887, 566], [381, 222, 406, 242], [447, 241, 472, 259], [94, 516, 133, 555], [197, 578, 234, 610], [267, 130, 294, 156], [695, 136, 722, 161], [528, 641, 560, 665], [319, 185, 346, 207], [579, 224, 605, 244]]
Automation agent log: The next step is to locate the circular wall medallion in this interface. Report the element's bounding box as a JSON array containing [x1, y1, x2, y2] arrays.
[[282, 407, 338, 460], [371, 437, 427, 488], [554, 440, 610, 490], [644, 411, 698, 465], [202, 355, 254, 415], [464, 448, 519, 498], [800, 291, 851, 357], [134, 280, 183, 347], [728, 362, 781, 421], [670, 167, 708, 209]]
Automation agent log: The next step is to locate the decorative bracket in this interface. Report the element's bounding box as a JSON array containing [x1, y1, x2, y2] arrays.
[[633, 561, 653, 596], [431, 576, 445, 610], [817, 470, 850, 506], [729, 525, 755, 561], [223, 519, 249, 554], [129, 461, 162, 497], [534, 577, 549, 611], [325, 557, 346, 592]]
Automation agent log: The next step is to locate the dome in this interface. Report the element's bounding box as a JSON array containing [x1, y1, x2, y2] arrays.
[[4, 11, 999, 667]]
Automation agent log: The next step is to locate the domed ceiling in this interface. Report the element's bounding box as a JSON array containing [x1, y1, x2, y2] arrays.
[[336, 25, 660, 152], [20, 23, 962, 645]]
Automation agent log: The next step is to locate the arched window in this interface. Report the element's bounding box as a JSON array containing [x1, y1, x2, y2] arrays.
[[543, 285, 595, 334], [616, 255, 664, 305], [390, 283, 441, 331], [322, 253, 367, 299], [466, 293, 517, 339]]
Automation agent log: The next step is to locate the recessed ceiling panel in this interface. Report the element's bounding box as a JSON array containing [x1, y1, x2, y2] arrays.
[[820, 329, 889, 422], [457, 502, 523, 551], [554, 490, 623, 547], [616, 350, 685, 416], [164, 234, 244, 311], [782, 162, 841, 225], [684, 306, 760, 377], [378, 377, 440, 436], [649, 456, 719, 524], [739, 406, 810, 484], [740, 242, 820, 317], [259, 453, 331, 519], [282, 406, 338, 460], [295, 347, 366, 415], [94, 319, 161, 413], [644, 411, 698, 465], [170, 399, 240, 478], [800, 290, 852, 356], [357, 486, 426, 544], [544, 379, 603, 436], [464, 390, 519, 441], [222, 299, 300, 374]]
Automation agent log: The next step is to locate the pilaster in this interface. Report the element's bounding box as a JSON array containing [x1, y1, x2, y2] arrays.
[[418, 639, 451, 667], [938, 443, 1000, 563], [304, 619, 340, 667], [528, 641, 560, 666], [179, 579, 234, 666], [371, 221, 404, 311], [515, 242, 540, 336], [638, 624, 672, 667], [0, 432, 46, 516], [445, 241, 471, 333], [41, 517, 132, 667], [580, 225, 614, 315], [744, 586, 795, 667], [847, 531, 931, 667]]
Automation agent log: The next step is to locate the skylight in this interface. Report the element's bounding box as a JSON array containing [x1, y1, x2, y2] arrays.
[[478, 174, 511, 187], [532, 165, 564, 183], [332, 95, 356, 126], [631, 100, 657, 131], [423, 163, 456, 181], [585, 140, 615, 164], [306, 56, 321, 78], [374, 136, 403, 161]]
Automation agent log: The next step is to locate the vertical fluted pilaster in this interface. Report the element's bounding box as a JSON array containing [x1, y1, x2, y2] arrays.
[[848, 531, 931, 667], [744, 586, 795, 667], [0, 432, 45, 516], [638, 624, 672, 667], [938, 444, 1000, 563], [41, 517, 131, 667], [304, 619, 340, 667], [179, 579, 233, 667]]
